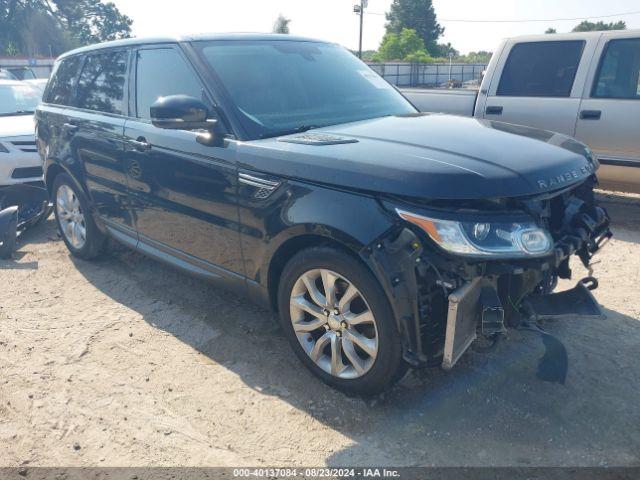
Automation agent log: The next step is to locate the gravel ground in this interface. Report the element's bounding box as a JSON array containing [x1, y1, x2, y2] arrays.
[[0, 193, 639, 467]]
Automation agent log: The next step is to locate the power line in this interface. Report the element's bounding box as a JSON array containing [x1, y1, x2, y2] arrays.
[[364, 9, 640, 23]]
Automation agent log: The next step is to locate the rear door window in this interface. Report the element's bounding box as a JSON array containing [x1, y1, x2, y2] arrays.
[[592, 38, 640, 99], [497, 41, 585, 97], [44, 55, 83, 106], [134, 47, 205, 119], [76, 50, 128, 115]]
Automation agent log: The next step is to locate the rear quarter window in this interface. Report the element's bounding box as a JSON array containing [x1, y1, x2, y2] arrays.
[[44, 55, 83, 106], [76, 50, 128, 115], [497, 41, 585, 97]]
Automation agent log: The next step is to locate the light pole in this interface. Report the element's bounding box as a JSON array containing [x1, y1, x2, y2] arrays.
[[354, 0, 368, 59]]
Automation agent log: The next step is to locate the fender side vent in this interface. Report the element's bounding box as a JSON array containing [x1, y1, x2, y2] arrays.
[[278, 133, 358, 146]]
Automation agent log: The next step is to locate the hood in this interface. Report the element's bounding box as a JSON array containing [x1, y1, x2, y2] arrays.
[[238, 114, 597, 200], [0, 114, 35, 139]]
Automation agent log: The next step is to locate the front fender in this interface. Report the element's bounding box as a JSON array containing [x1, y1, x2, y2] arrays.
[[244, 181, 396, 285], [239, 179, 426, 363]]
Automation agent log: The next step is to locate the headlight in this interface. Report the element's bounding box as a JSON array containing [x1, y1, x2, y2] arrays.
[[396, 208, 553, 257]]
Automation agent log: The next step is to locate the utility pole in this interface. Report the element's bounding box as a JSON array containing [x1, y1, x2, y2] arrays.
[[354, 0, 367, 59]]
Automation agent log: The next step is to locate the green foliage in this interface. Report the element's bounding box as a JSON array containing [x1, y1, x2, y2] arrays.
[[52, 0, 133, 44], [456, 51, 492, 64], [19, 9, 78, 56], [4, 41, 18, 56], [404, 49, 432, 63], [385, 0, 444, 53], [272, 14, 291, 34], [0, 0, 132, 57], [374, 28, 430, 62], [371, 31, 490, 64], [359, 50, 378, 62], [545, 28, 557, 34], [572, 20, 626, 32], [432, 42, 458, 58]]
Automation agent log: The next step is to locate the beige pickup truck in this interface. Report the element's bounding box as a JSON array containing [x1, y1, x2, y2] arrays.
[[402, 30, 640, 193]]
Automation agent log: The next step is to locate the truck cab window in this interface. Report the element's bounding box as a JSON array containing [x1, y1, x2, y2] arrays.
[[593, 38, 640, 99], [497, 41, 585, 97], [135, 48, 206, 119]]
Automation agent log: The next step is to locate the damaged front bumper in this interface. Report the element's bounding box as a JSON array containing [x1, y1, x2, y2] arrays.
[[365, 177, 612, 370]]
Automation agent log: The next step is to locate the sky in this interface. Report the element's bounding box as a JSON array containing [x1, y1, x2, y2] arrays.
[[109, 0, 640, 54]]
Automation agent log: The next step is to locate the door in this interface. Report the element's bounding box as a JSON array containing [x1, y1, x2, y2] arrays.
[[68, 49, 135, 233], [575, 35, 640, 163], [482, 39, 596, 136], [123, 45, 244, 276]]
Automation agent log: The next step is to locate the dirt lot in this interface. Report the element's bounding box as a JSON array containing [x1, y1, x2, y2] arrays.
[[1, 193, 639, 467]]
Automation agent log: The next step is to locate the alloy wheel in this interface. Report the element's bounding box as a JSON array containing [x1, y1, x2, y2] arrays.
[[56, 184, 86, 249], [289, 269, 379, 379]]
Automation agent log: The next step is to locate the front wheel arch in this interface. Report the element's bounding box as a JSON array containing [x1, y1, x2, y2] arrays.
[[267, 232, 367, 312], [276, 244, 408, 394]]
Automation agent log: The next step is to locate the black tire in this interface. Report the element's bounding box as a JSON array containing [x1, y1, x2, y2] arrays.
[[278, 246, 407, 395], [52, 173, 107, 260]]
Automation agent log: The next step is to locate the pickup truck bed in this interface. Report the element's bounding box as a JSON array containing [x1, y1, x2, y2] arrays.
[[401, 88, 478, 117]]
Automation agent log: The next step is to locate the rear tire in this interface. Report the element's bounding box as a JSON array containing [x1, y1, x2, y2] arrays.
[[52, 173, 106, 260], [278, 246, 407, 395]]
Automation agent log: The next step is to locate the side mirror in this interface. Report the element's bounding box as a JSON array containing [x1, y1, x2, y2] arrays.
[[150, 95, 223, 146]]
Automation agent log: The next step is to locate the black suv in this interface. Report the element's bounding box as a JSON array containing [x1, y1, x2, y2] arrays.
[[36, 34, 611, 394]]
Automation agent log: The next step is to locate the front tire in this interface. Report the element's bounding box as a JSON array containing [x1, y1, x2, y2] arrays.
[[278, 246, 407, 395], [53, 173, 106, 260]]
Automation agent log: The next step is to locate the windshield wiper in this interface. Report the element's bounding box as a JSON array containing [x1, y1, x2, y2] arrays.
[[259, 125, 318, 140]]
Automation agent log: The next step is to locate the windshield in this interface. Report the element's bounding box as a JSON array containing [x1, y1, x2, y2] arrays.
[[8, 68, 36, 80], [195, 40, 416, 139], [0, 70, 17, 80], [0, 83, 41, 116]]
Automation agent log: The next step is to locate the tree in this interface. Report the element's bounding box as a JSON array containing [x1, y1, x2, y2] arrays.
[[272, 14, 291, 34], [385, 0, 444, 54], [0, 0, 132, 57], [572, 20, 626, 32], [20, 9, 77, 56], [375, 28, 431, 62], [52, 0, 132, 44], [458, 51, 492, 64], [545, 28, 557, 34], [433, 42, 458, 58]]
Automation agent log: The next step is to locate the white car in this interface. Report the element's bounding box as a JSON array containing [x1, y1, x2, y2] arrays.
[[24, 78, 49, 94], [0, 80, 43, 187]]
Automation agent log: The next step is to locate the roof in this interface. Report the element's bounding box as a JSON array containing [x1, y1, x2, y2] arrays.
[[58, 33, 331, 60], [506, 28, 640, 43]]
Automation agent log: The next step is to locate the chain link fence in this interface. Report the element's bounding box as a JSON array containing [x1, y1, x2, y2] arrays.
[[367, 62, 488, 88]]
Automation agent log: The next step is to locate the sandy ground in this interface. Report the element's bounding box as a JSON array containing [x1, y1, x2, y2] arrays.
[[0, 193, 639, 467]]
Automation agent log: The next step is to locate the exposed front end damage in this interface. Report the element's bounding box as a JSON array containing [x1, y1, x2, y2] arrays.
[[0, 184, 50, 259], [364, 176, 612, 369]]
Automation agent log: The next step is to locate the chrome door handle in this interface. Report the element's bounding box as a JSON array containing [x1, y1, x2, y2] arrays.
[[129, 137, 151, 152], [63, 122, 79, 132]]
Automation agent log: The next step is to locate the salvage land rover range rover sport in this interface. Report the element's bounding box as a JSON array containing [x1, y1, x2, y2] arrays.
[[36, 34, 612, 394]]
